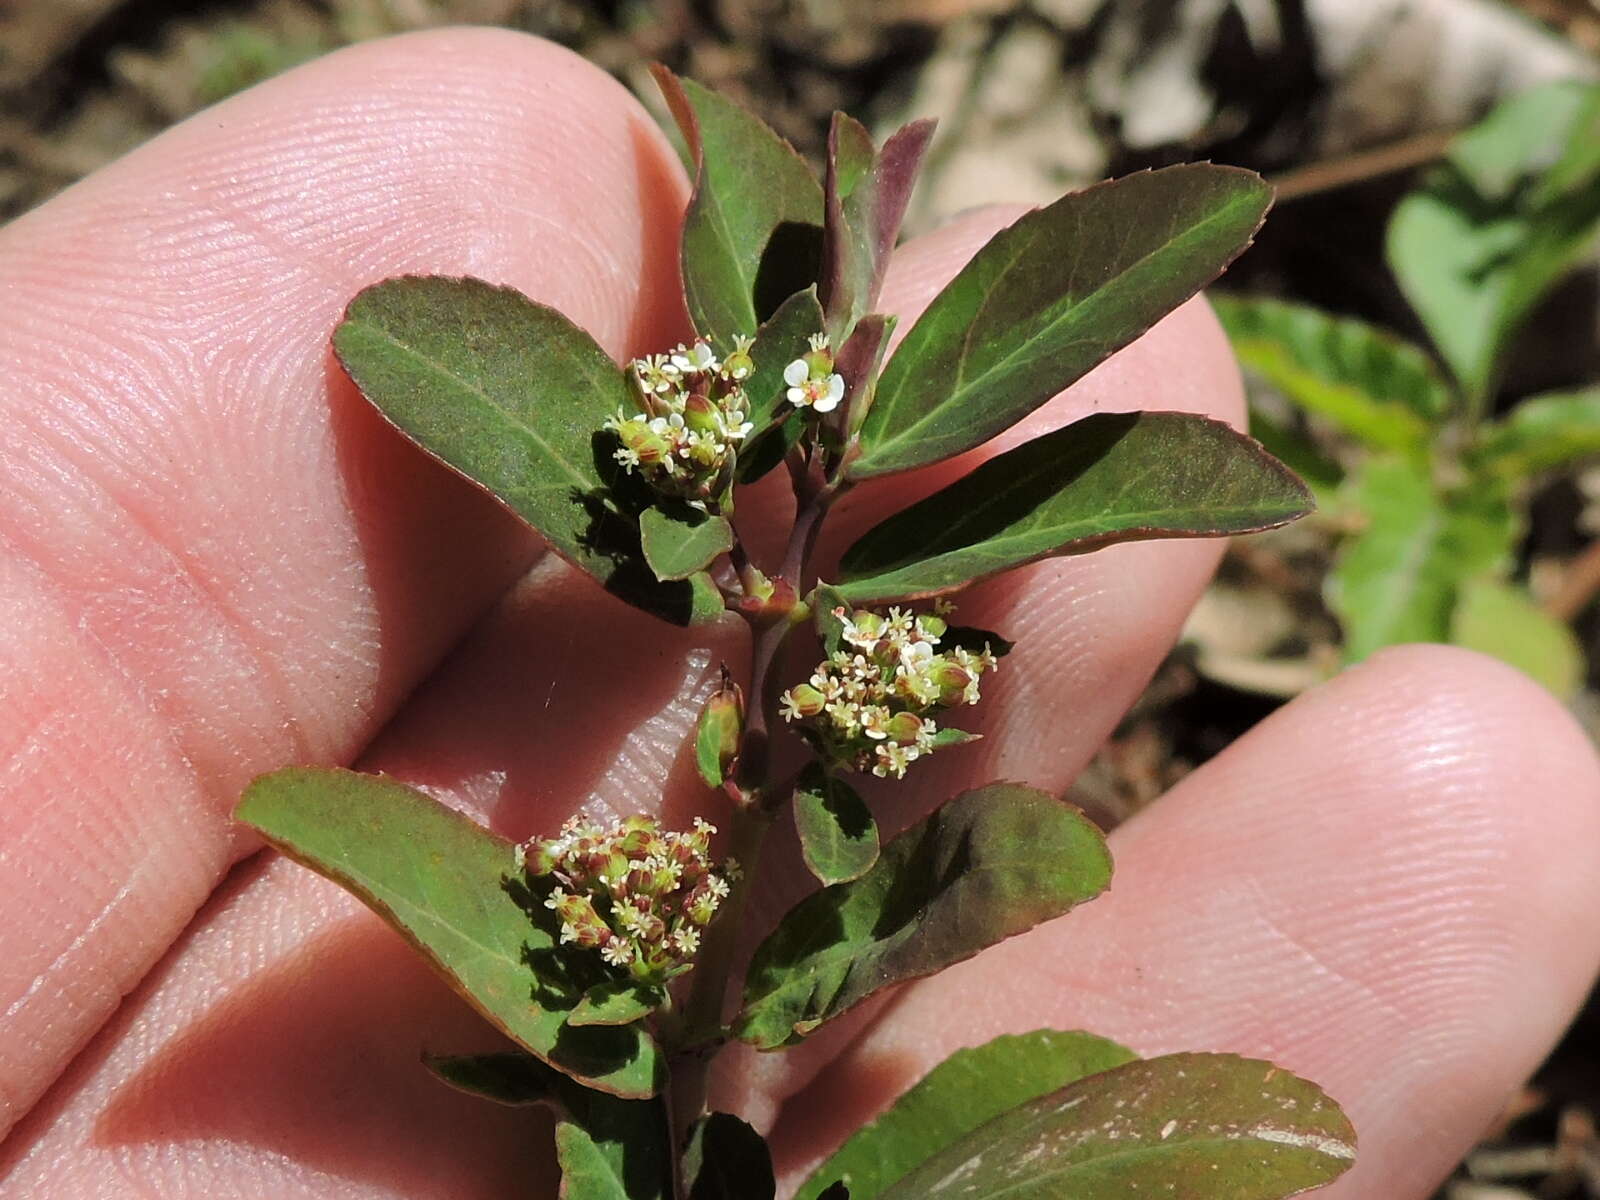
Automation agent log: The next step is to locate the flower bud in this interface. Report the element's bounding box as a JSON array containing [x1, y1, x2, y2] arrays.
[[886, 711, 927, 744], [784, 683, 827, 718], [618, 419, 671, 467], [682, 391, 720, 434], [696, 673, 745, 789]]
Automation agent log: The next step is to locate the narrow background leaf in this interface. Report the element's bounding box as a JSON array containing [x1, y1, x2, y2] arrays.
[[876, 1053, 1355, 1199], [654, 67, 824, 339], [736, 287, 826, 483], [838, 412, 1311, 603], [236, 768, 664, 1098], [1212, 294, 1450, 455], [1473, 388, 1600, 480], [795, 1030, 1138, 1200], [794, 763, 879, 886], [851, 165, 1271, 479], [737, 784, 1111, 1049]]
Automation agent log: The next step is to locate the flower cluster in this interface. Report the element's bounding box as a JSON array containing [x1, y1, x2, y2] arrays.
[[783, 333, 845, 414], [606, 339, 755, 508], [524, 814, 731, 986], [780, 604, 999, 779]]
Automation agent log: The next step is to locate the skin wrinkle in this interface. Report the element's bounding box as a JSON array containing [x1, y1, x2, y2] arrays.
[[0, 29, 694, 1139]]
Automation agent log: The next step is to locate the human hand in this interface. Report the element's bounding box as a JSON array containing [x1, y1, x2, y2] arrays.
[[0, 30, 1596, 1198]]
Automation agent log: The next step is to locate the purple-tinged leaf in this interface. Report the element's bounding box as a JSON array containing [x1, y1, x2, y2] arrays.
[[236, 768, 664, 1098], [876, 1053, 1356, 1198], [736, 783, 1110, 1049], [794, 1030, 1137, 1200], [837, 412, 1311, 603], [833, 313, 896, 439], [850, 166, 1271, 479], [821, 115, 936, 339], [653, 67, 824, 339]]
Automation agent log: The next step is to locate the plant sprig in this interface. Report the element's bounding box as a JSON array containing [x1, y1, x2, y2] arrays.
[[235, 67, 1351, 1200]]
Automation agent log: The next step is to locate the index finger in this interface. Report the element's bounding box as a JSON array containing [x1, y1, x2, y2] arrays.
[[0, 27, 687, 1134]]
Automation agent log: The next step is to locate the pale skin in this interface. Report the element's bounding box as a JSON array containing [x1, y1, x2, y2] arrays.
[[0, 28, 1597, 1199]]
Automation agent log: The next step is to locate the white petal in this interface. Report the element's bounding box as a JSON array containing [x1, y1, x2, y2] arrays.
[[787, 385, 809, 406], [784, 359, 810, 386]]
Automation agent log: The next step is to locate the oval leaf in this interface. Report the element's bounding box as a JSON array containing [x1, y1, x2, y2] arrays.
[[685, 1113, 776, 1200], [333, 274, 720, 626], [837, 411, 1311, 603], [796, 1030, 1138, 1200], [570, 981, 664, 1028], [653, 67, 825, 339], [736, 783, 1111, 1050], [876, 1053, 1355, 1198], [794, 763, 879, 886], [235, 767, 664, 1098], [640, 505, 734, 581], [850, 166, 1271, 479]]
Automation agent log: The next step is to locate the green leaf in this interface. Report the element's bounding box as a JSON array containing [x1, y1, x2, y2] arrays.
[[333, 275, 720, 627], [1388, 82, 1600, 401], [851, 165, 1271, 479], [795, 1030, 1138, 1200], [684, 1113, 776, 1200], [236, 768, 664, 1098], [737, 783, 1111, 1049], [1451, 576, 1583, 698], [1211, 294, 1449, 453], [653, 67, 825, 339], [1246, 407, 1345, 513], [554, 1086, 672, 1200], [695, 673, 744, 790], [821, 115, 935, 339], [795, 763, 879, 886], [875, 1053, 1355, 1198], [837, 412, 1312, 603], [639, 505, 733, 581], [571, 981, 664, 1028], [425, 1050, 558, 1107], [737, 287, 827, 483], [1474, 388, 1600, 480], [812, 583, 851, 655], [1328, 457, 1517, 660], [429, 1051, 671, 1198]]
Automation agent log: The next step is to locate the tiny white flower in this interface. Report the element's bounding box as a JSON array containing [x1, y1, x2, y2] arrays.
[[601, 938, 635, 966], [672, 926, 701, 955], [671, 341, 718, 373], [811, 373, 845, 414], [807, 332, 829, 352]]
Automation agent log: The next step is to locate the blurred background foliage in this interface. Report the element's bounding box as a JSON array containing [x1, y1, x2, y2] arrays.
[[5, 0, 1600, 1194]]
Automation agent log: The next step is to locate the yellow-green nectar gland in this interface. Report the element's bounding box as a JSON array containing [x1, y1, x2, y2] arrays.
[[606, 338, 756, 509], [781, 604, 998, 779], [525, 814, 731, 986]]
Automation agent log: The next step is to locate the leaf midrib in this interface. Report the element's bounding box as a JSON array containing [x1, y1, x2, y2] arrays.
[[347, 320, 596, 495], [868, 187, 1256, 461]]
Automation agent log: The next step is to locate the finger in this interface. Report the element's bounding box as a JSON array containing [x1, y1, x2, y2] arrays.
[[770, 646, 1600, 1199], [0, 28, 689, 1133], [3, 207, 1251, 1191]]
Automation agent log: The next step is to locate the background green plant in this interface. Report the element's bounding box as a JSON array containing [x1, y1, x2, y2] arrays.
[[1216, 81, 1600, 699]]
